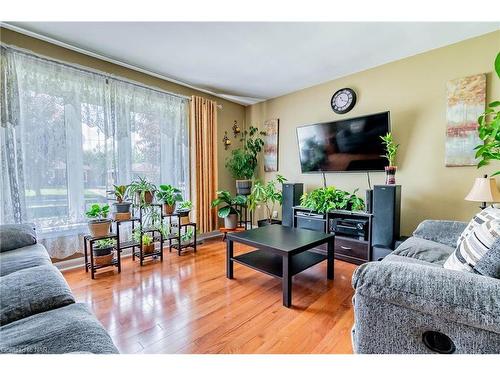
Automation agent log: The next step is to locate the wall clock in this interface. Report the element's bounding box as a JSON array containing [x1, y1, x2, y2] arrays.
[[331, 88, 357, 114]]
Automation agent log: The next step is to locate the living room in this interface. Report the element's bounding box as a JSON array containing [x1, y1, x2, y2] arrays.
[[1, 0, 499, 372]]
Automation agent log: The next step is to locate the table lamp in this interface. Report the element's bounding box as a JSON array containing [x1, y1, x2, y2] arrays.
[[465, 174, 500, 209]]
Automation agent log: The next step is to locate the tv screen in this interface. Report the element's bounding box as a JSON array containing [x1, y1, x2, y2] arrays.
[[296, 111, 390, 173]]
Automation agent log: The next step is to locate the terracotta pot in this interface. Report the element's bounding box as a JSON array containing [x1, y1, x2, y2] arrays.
[[88, 219, 111, 238], [136, 191, 154, 205], [94, 253, 113, 266], [236, 179, 252, 196], [385, 166, 397, 185], [163, 203, 175, 216], [224, 213, 238, 229], [142, 243, 155, 254], [114, 212, 131, 221]]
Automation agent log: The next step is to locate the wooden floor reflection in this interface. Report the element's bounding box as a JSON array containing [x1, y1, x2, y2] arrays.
[[63, 237, 357, 354]]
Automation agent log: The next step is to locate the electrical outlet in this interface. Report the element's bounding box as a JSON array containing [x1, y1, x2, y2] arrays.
[[272, 211, 278, 218]]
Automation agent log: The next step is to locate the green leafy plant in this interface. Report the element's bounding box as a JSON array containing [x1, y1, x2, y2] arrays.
[[475, 52, 500, 176], [85, 203, 110, 220], [177, 200, 193, 211], [181, 227, 194, 243], [156, 184, 183, 205], [380, 132, 399, 167], [225, 125, 266, 179], [132, 227, 154, 246], [94, 238, 116, 249], [113, 185, 128, 203], [211, 191, 247, 218], [300, 187, 365, 213], [248, 174, 287, 222], [127, 177, 157, 205]]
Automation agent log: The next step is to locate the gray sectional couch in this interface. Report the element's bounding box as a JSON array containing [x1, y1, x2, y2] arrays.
[[0, 224, 118, 354], [352, 220, 500, 354]]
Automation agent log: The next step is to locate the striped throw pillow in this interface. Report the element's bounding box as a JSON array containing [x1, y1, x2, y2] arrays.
[[444, 207, 500, 273]]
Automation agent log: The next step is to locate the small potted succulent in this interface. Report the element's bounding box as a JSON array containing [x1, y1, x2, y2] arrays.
[[156, 184, 183, 215], [133, 228, 155, 255], [176, 200, 193, 225], [127, 177, 157, 205], [113, 184, 132, 215], [211, 191, 247, 229], [380, 132, 399, 185], [248, 175, 287, 227], [85, 203, 111, 237], [93, 238, 116, 265]]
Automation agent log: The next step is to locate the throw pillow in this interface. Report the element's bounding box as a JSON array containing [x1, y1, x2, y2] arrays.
[[0, 224, 37, 253], [444, 207, 500, 273]]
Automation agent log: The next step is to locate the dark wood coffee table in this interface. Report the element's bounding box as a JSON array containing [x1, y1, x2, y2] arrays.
[[226, 225, 335, 307]]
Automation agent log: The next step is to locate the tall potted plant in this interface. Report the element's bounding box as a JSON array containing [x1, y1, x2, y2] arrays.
[[380, 132, 399, 184], [211, 191, 247, 229], [156, 184, 183, 215], [127, 177, 157, 205], [248, 175, 287, 227], [475, 52, 500, 176], [85, 203, 111, 237], [225, 125, 266, 195]]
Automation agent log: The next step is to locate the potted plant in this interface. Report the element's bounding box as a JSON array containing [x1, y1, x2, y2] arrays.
[[225, 125, 266, 195], [156, 184, 183, 215], [300, 187, 365, 213], [180, 227, 195, 245], [248, 175, 287, 227], [211, 191, 247, 229], [85, 203, 111, 237], [112, 184, 132, 216], [380, 132, 399, 185], [93, 238, 116, 265], [176, 200, 193, 225], [133, 228, 155, 255], [475, 52, 500, 176], [127, 177, 157, 205]]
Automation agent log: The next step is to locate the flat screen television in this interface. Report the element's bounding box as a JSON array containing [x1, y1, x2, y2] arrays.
[[296, 111, 390, 173]]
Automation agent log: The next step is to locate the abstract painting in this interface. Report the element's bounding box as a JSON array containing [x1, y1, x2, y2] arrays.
[[445, 73, 486, 166], [264, 119, 279, 172]]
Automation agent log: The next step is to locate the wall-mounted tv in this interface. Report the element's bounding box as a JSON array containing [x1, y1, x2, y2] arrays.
[[296, 111, 390, 173]]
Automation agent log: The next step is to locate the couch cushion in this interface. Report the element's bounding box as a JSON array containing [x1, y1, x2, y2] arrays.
[[0, 265, 75, 326], [444, 208, 500, 273], [382, 253, 441, 267], [0, 224, 37, 253], [392, 236, 455, 265], [412, 220, 467, 248], [0, 243, 51, 277], [0, 303, 119, 354]]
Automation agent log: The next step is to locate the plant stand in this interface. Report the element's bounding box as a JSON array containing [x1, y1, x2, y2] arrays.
[[132, 204, 164, 266], [83, 233, 121, 279], [168, 218, 197, 255], [236, 203, 253, 230]]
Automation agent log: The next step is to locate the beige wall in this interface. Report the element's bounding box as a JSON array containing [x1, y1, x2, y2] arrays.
[[246, 31, 500, 235], [0, 27, 245, 195]]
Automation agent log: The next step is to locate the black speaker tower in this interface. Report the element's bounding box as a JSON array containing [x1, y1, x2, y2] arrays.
[[372, 185, 401, 250], [282, 183, 303, 227]]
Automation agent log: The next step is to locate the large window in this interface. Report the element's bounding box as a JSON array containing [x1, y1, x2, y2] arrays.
[[0, 46, 189, 258]]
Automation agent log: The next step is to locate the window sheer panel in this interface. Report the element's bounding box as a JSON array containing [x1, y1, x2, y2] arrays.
[[1, 46, 189, 258]]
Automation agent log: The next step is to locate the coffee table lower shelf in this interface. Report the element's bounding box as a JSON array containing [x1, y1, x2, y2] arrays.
[[232, 250, 327, 279]]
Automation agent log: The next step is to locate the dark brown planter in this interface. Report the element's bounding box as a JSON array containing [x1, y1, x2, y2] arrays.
[[142, 243, 155, 254], [136, 191, 154, 205], [257, 219, 282, 227]]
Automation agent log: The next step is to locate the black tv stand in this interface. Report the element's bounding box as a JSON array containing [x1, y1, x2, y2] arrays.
[[293, 207, 373, 265]]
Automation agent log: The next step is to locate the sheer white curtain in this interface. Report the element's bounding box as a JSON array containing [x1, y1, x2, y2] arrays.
[[1, 45, 189, 259]]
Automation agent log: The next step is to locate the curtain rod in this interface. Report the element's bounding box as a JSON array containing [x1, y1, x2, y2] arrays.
[[1, 43, 192, 101]]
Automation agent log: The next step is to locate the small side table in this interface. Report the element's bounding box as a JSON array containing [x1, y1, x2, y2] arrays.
[[83, 233, 121, 279]]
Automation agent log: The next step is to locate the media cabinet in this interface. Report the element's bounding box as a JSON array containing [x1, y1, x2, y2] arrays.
[[293, 207, 373, 265]]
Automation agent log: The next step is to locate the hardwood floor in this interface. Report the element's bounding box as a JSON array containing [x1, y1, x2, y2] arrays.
[[63, 238, 357, 354]]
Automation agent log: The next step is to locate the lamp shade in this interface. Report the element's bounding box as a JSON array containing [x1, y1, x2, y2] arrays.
[[465, 177, 500, 203]]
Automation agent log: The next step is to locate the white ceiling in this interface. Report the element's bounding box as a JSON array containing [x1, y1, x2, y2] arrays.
[[4, 22, 499, 105]]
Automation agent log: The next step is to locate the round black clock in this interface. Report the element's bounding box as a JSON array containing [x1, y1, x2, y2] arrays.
[[331, 88, 356, 114]]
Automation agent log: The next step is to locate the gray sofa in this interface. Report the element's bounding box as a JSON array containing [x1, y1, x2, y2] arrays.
[[0, 224, 118, 354], [352, 220, 500, 354]]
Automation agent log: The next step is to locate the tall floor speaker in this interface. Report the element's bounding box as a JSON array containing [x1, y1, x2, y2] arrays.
[[282, 183, 303, 227], [372, 185, 401, 249]]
